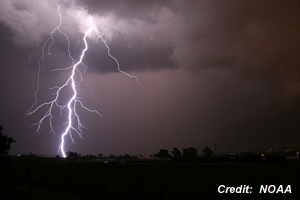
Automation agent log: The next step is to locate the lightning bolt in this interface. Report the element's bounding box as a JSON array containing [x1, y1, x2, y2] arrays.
[[25, 5, 141, 157]]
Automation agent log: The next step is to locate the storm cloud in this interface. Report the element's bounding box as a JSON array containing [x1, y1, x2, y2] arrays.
[[0, 0, 299, 156]]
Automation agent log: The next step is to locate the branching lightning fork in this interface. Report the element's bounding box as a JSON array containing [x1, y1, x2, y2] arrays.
[[25, 5, 141, 157]]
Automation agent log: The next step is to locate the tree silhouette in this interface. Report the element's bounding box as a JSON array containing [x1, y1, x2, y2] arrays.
[[171, 147, 181, 158], [155, 149, 170, 158], [109, 154, 116, 159], [66, 151, 78, 158], [182, 147, 198, 158], [0, 125, 16, 157], [202, 146, 213, 158]]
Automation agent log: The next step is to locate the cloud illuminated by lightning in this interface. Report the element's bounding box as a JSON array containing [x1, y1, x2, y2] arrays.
[[25, 5, 141, 157]]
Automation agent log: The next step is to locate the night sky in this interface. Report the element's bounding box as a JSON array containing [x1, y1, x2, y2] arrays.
[[0, 0, 299, 156]]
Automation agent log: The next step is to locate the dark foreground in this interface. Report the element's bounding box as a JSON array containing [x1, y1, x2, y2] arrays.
[[1, 157, 299, 200]]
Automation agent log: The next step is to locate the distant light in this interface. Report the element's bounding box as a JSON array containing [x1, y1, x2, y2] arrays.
[[18, 155, 21, 157]]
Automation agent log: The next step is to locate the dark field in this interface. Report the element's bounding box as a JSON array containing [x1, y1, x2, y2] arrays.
[[1, 157, 299, 200]]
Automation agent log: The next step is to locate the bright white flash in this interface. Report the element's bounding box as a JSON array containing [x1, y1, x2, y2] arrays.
[[25, 5, 141, 157]]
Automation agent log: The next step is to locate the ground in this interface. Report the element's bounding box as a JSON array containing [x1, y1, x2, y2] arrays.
[[1, 157, 299, 199]]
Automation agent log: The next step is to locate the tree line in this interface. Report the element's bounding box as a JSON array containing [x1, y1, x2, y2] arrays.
[[154, 147, 214, 162], [0, 125, 16, 167]]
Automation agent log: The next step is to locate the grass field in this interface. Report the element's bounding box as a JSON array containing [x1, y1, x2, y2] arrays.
[[1, 157, 299, 199]]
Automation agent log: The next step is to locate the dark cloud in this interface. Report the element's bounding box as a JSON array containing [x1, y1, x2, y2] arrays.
[[74, 0, 171, 22], [73, 0, 300, 107]]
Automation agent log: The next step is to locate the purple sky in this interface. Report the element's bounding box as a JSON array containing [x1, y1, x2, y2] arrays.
[[0, 0, 299, 156]]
